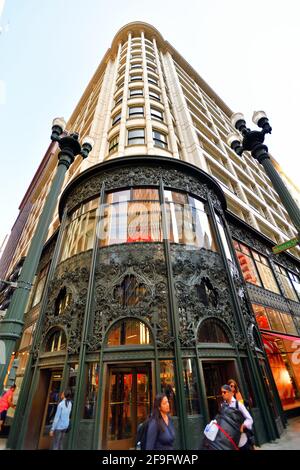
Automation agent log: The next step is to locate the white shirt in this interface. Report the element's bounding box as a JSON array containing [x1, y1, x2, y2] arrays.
[[227, 397, 253, 447]]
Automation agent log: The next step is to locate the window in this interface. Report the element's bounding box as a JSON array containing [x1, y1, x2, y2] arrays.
[[113, 274, 148, 307], [31, 266, 48, 307], [131, 63, 142, 70], [233, 241, 280, 293], [59, 199, 98, 262], [112, 112, 121, 126], [129, 88, 143, 98], [129, 106, 144, 118], [147, 64, 157, 73], [54, 287, 72, 315], [274, 264, 298, 301], [130, 74, 143, 82], [252, 304, 271, 330], [107, 319, 152, 346], [148, 75, 158, 86], [83, 363, 99, 419], [198, 319, 230, 343], [114, 93, 123, 106], [151, 107, 163, 121], [109, 135, 119, 154], [182, 359, 201, 415], [288, 271, 300, 300], [45, 329, 67, 352], [128, 128, 145, 145], [160, 360, 177, 415], [153, 130, 167, 148], [266, 308, 285, 332], [149, 89, 160, 101]]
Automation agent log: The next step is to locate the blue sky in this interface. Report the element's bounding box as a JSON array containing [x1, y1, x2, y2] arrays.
[[1, 0, 300, 250]]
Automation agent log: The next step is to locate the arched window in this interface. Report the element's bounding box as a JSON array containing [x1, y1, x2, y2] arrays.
[[106, 319, 152, 347], [195, 277, 218, 307], [45, 329, 67, 352], [198, 319, 230, 343], [113, 275, 147, 307], [54, 287, 72, 315]]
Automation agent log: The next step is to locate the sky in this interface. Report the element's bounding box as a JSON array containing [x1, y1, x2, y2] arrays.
[[0, 0, 300, 250]]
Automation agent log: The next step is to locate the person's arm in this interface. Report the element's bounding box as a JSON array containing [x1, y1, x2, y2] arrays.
[[145, 419, 159, 450], [50, 402, 62, 434], [238, 402, 253, 431], [7, 394, 16, 409]]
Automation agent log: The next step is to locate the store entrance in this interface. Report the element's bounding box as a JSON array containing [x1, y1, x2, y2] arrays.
[[38, 370, 63, 449], [103, 364, 152, 450], [202, 360, 237, 420]]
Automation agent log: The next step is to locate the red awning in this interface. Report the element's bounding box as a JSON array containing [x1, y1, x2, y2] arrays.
[[261, 330, 300, 343]]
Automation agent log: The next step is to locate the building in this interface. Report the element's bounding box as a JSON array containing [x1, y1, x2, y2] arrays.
[[1, 22, 300, 450]]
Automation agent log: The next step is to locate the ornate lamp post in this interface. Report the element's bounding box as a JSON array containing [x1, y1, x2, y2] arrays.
[[0, 118, 94, 392], [227, 111, 300, 236]]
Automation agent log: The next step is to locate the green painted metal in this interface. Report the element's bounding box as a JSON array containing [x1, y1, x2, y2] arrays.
[[159, 178, 188, 450], [0, 159, 72, 393], [261, 158, 300, 234], [68, 185, 105, 449], [8, 211, 68, 449], [220, 210, 281, 441]]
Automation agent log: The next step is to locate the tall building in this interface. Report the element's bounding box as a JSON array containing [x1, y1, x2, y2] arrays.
[[2, 22, 300, 450]]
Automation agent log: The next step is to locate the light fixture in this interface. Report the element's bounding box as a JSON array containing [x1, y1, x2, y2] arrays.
[[230, 112, 245, 129]]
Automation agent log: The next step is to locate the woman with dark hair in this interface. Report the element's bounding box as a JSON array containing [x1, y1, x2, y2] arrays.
[[49, 390, 72, 450], [227, 379, 244, 403], [145, 393, 175, 450]]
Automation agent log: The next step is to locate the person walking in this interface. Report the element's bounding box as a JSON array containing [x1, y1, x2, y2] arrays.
[[227, 379, 244, 403], [145, 393, 175, 450], [0, 384, 16, 433], [49, 389, 72, 450], [221, 384, 253, 450]]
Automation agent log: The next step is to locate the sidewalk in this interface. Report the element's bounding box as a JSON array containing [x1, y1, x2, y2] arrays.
[[1, 417, 299, 450], [257, 417, 300, 450]]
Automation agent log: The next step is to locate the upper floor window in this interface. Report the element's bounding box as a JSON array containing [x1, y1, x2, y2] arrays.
[[151, 107, 163, 121], [129, 88, 143, 98], [288, 271, 300, 300], [149, 89, 160, 101], [54, 287, 72, 315], [128, 128, 145, 145], [109, 135, 119, 154], [148, 75, 158, 86], [114, 93, 123, 106], [130, 74, 143, 82], [129, 106, 144, 118], [131, 63, 142, 70], [233, 241, 280, 294], [152, 130, 167, 148], [45, 329, 67, 353], [112, 112, 121, 126], [274, 264, 299, 301], [31, 265, 48, 308]]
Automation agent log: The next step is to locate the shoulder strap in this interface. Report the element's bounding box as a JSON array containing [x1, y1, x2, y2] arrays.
[[235, 400, 239, 409]]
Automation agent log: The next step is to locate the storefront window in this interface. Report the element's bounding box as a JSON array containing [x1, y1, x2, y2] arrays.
[[68, 363, 78, 400], [252, 304, 271, 330], [280, 313, 298, 335], [253, 252, 280, 294], [266, 308, 285, 333], [83, 363, 99, 419], [160, 360, 177, 415], [182, 359, 201, 415], [59, 198, 98, 262], [107, 319, 152, 346], [274, 264, 298, 301]]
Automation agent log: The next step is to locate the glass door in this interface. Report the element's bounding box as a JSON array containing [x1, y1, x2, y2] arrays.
[[104, 365, 151, 449], [38, 370, 62, 449]]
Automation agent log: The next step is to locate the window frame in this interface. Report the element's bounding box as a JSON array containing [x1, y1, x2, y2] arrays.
[[128, 128, 145, 145]]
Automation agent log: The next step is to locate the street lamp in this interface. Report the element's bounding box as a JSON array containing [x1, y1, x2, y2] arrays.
[[227, 111, 300, 236], [0, 118, 94, 391]]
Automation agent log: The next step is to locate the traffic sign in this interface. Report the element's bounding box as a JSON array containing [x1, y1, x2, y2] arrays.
[[272, 237, 300, 254]]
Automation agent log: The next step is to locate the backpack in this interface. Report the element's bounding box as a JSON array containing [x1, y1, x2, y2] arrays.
[[135, 418, 150, 450]]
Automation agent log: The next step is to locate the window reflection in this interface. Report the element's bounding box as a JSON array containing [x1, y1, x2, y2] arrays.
[[183, 359, 201, 415], [83, 363, 99, 419], [160, 360, 177, 415], [107, 319, 152, 347], [113, 275, 147, 307]]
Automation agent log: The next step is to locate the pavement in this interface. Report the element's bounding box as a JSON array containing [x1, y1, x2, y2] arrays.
[[256, 417, 300, 450], [0, 417, 299, 450]]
